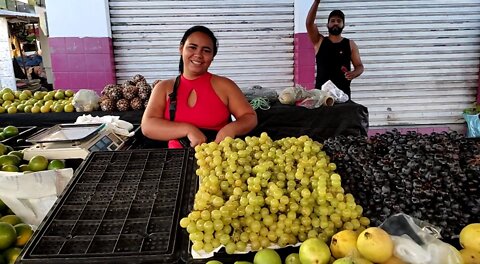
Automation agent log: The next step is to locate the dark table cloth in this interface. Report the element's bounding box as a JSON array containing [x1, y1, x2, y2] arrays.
[[248, 101, 369, 141], [0, 101, 368, 142]]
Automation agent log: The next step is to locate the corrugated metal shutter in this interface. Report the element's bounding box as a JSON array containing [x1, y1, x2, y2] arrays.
[[319, 0, 480, 126], [108, 0, 294, 92]]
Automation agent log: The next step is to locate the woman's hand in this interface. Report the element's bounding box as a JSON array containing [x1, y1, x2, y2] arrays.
[[214, 125, 236, 144], [186, 126, 207, 147]]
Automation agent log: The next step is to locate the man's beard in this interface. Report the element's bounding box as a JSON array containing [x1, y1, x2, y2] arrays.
[[328, 26, 343, 36]]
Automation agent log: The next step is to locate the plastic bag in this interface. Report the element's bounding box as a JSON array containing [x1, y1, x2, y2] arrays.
[[380, 213, 463, 264], [244, 85, 278, 102], [279, 85, 334, 108], [278, 85, 306, 105], [75, 114, 135, 137], [72, 89, 100, 112], [321, 80, 349, 103], [0, 169, 74, 228], [297, 90, 334, 109], [463, 113, 480, 138]]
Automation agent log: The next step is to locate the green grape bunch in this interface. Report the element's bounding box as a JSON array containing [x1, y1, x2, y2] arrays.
[[179, 132, 370, 254]]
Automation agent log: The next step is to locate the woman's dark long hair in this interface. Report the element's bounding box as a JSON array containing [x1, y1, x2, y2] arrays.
[[179, 26, 218, 73]]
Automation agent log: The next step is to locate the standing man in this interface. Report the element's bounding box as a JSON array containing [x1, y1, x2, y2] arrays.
[[306, 0, 364, 99]]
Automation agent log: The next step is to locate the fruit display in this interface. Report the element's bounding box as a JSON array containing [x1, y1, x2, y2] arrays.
[[322, 130, 480, 240], [181, 133, 371, 255], [99, 74, 152, 112], [0, 198, 34, 264], [0, 143, 65, 173], [0, 88, 75, 114], [207, 221, 480, 263]]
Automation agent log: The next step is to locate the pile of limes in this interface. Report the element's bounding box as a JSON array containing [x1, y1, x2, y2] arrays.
[[0, 198, 34, 264], [0, 145, 65, 173], [0, 88, 76, 114]]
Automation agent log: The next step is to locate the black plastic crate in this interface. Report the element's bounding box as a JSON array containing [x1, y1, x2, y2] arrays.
[[19, 148, 196, 264]]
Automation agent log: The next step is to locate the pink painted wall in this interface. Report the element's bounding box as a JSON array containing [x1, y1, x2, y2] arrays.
[[49, 37, 116, 94], [294, 33, 315, 90]]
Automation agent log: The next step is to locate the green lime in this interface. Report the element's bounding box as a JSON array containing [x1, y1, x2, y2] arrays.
[[0, 215, 21, 226], [0, 144, 6, 155], [18, 164, 30, 172], [0, 222, 16, 250], [48, 159, 65, 170], [1, 165, 19, 172], [2, 126, 18, 138], [4, 146, 13, 154], [7, 151, 23, 160], [0, 155, 21, 166], [2, 246, 21, 264], [14, 223, 33, 247], [28, 155, 49, 171]]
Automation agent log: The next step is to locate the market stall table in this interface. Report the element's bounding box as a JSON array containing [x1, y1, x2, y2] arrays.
[[1, 101, 369, 144]]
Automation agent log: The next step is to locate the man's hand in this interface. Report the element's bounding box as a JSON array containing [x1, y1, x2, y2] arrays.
[[344, 71, 356, 81]]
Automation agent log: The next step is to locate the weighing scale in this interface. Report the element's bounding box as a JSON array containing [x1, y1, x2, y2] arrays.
[[23, 123, 129, 160]]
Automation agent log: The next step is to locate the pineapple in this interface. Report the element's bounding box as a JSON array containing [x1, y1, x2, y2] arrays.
[[100, 98, 116, 111], [106, 85, 123, 100], [131, 74, 146, 84], [117, 99, 130, 111], [101, 84, 117, 95], [130, 97, 143, 111], [123, 80, 135, 87], [122, 85, 138, 100], [138, 83, 152, 100]]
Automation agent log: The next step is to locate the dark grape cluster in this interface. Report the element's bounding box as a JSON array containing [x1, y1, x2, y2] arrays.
[[322, 130, 480, 240]]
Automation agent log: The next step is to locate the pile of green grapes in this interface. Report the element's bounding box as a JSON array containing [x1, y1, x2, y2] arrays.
[[179, 133, 370, 254]]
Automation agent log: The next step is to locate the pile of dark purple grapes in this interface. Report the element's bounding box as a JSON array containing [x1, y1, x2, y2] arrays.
[[322, 130, 480, 240]]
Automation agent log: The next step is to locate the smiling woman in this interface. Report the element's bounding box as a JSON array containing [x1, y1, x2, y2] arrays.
[[141, 26, 258, 148]]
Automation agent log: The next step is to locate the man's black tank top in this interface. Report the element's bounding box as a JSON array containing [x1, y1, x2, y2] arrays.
[[315, 37, 352, 98]]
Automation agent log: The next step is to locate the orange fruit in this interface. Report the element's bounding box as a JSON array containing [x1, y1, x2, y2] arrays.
[[0, 215, 22, 226], [6, 106, 16, 114], [28, 155, 49, 171], [30, 106, 40, 114], [0, 222, 16, 250], [2, 93, 14, 101], [64, 104, 74, 113], [65, 90, 75, 97], [40, 105, 50, 113], [14, 223, 33, 247]]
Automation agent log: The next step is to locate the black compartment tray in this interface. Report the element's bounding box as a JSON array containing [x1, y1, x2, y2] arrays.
[[19, 148, 196, 264]]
